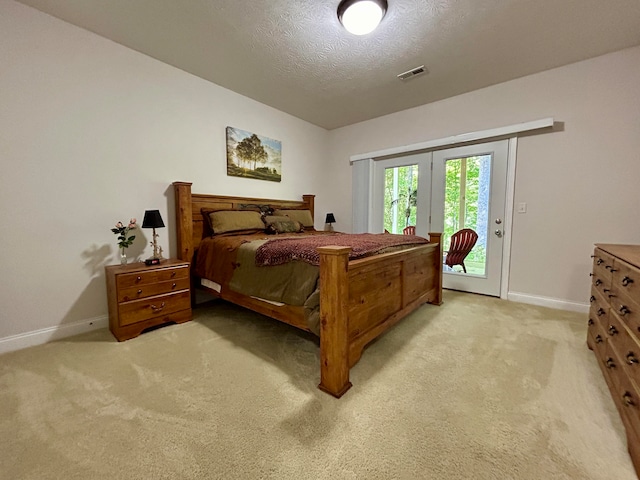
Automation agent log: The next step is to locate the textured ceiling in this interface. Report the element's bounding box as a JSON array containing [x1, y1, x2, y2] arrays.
[[15, 0, 640, 130]]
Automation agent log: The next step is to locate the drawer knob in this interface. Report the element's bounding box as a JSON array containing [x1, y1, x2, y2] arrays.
[[597, 308, 605, 316], [608, 325, 618, 336], [606, 265, 617, 272], [588, 318, 594, 326], [623, 392, 635, 407], [589, 295, 595, 303], [595, 279, 602, 286], [171, 271, 176, 278], [597, 259, 604, 265], [172, 283, 177, 289], [622, 276, 634, 287], [137, 289, 142, 295], [136, 276, 142, 283], [606, 357, 616, 369], [595, 335, 603, 343], [150, 302, 166, 313], [626, 352, 639, 364], [619, 305, 631, 316]]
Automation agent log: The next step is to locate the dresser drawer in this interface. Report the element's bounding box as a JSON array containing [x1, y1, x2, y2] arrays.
[[588, 288, 609, 331], [604, 308, 626, 354], [117, 265, 189, 290], [587, 318, 607, 359], [593, 248, 616, 282], [608, 319, 640, 387], [610, 283, 639, 328], [118, 290, 191, 327], [118, 277, 190, 302], [612, 259, 640, 303], [608, 357, 640, 441]]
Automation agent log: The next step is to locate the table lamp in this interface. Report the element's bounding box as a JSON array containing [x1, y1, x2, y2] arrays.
[[325, 213, 336, 232], [142, 209, 165, 263]]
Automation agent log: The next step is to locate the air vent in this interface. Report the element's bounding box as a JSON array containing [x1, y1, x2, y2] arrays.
[[397, 65, 427, 80]]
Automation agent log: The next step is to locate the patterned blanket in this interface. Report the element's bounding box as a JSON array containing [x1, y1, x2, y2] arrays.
[[255, 233, 429, 267]]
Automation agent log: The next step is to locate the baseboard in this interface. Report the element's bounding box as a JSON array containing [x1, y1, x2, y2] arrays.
[[0, 315, 109, 355], [507, 291, 590, 313]]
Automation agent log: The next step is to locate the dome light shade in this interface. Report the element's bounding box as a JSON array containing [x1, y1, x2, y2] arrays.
[[337, 0, 388, 36]]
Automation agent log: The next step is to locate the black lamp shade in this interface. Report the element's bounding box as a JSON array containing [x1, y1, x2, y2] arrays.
[[142, 210, 165, 229], [325, 213, 336, 224]]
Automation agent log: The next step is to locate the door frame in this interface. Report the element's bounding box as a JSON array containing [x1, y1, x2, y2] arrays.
[[431, 139, 510, 297], [355, 135, 522, 300]]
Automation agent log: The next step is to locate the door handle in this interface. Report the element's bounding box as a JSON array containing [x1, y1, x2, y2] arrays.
[[495, 229, 503, 238]]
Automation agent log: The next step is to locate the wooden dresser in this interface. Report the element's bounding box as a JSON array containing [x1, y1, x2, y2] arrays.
[[587, 244, 640, 474], [106, 259, 192, 341]]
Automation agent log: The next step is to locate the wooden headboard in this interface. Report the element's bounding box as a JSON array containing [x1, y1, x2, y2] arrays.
[[173, 182, 315, 263]]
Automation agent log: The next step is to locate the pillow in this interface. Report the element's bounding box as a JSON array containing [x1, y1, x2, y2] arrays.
[[207, 210, 265, 235], [273, 209, 314, 229], [263, 215, 304, 234]]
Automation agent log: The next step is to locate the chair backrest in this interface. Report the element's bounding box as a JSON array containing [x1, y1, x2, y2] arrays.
[[403, 226, 416, 235], [445, 228, 478, 267]]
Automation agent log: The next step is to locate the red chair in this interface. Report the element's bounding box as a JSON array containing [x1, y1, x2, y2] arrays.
[[444, 229, 478, 273], [403, 226, 416, 235]]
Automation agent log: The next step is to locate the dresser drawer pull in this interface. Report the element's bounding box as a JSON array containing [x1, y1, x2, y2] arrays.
[[136, 276, 142, 283], [619, 305, 631, 316], [150, 302, 166, 312], [172, 283, 177, 289], [606, 357, 616, 369], [597, 308, 605, 316], [137, 289, 143, 295], [595, 334, 603, 343], [623, 392, 635, 407], [605, 265, 617, 272], [595, 279, 602, 286], [171, 271, 177, 278], [622, 276, 634, 287], [626, 352, 639, 364], [597, 259, 604, 265], [608, 325, 618, 336], [590, 295, 595, 303], [589, 273, 594, 277], [588, 318, 594, 326]]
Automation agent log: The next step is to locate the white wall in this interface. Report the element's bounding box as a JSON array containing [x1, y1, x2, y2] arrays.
[[0, 0, 330, 349], [329, 45, 640, 309]]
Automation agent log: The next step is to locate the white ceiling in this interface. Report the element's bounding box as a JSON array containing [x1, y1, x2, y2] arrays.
[[16, 0, 640, 130]]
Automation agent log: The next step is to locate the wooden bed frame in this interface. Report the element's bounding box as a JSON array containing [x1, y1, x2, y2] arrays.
[[173, 182, 443, 397]]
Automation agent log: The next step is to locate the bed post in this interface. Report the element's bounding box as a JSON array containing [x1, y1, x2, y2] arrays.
[[302, 194, 315, 219], [173, 182, 194, 262], [429, 232, 444, 305], [317, 246, 352, 398]]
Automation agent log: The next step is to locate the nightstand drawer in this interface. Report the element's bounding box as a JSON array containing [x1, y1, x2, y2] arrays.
[[118, 290, 191, 327], [118, 277, 190, 302], [116, 265, 189, 290]]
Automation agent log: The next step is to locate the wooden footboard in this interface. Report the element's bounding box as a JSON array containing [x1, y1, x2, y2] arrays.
[[172, 182, 442, 398], [317, 238, 442, 397]]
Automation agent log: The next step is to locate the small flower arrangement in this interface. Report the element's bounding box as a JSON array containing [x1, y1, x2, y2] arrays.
[[111, 218, 137, 249]]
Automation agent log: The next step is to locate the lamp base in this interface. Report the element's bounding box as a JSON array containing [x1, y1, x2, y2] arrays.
[[324, 224, 334, 232]]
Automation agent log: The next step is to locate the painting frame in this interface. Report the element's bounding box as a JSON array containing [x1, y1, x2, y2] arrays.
[[226, 126, 282, 182]]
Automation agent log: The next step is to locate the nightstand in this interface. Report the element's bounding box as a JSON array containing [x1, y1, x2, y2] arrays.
[[105, 259, 192, 341]]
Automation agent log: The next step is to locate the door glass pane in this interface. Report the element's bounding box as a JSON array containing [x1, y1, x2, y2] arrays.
[[383, 164, 418, 234], [443, 155, 491, 276]]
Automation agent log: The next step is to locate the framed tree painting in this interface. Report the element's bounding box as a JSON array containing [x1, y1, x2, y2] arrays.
[[226, 126, 282, 182]]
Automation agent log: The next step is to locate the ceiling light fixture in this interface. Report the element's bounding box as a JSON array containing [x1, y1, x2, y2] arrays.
[[337, 0, 388, 36]]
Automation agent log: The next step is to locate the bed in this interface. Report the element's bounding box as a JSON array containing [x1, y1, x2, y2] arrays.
[[173, 181, 443, 397]]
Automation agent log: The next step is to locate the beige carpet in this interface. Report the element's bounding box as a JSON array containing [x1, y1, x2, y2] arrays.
[[0, 290, 637, 479]]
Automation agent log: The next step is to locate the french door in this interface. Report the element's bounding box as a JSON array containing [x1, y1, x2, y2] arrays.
[[373, 140, 509, 297]]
